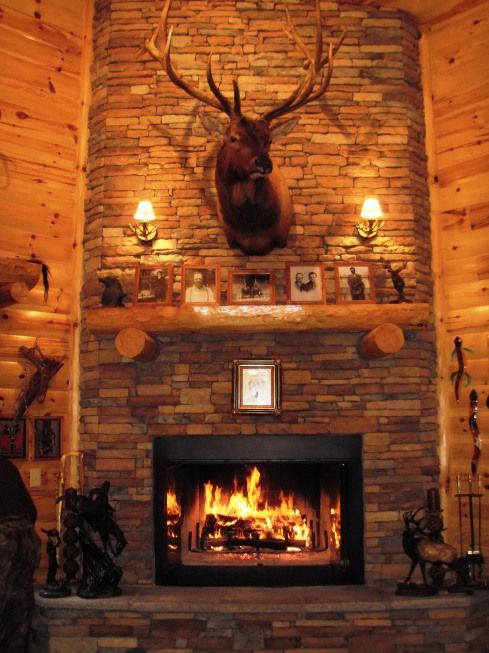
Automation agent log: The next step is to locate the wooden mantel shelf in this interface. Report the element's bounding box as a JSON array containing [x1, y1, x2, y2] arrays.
[[86, 302, 430, 336]]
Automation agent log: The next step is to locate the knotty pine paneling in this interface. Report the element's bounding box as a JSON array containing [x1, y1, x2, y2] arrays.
[[0, 0, 90, 569], [421, 1, 489, 549]]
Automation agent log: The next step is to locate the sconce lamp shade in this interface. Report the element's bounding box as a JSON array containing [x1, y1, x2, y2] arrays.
[[356, 196, 384, 239], [131, 200, 158, 242], [360, 197, 383, 220]]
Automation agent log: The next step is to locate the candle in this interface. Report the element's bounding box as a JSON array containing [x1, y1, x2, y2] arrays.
[[457, 473, 461, 494]]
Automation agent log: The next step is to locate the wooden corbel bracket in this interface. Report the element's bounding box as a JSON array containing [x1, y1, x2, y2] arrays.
[[115, 327, 160, 362], [358, 322, 405, 359], [0, 257, 48, 307]]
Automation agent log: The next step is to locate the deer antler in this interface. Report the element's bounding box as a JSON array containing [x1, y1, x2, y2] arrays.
[[146, 0, 343, 123], [261, 2, 345, 123], [146, 0, 238, 117]]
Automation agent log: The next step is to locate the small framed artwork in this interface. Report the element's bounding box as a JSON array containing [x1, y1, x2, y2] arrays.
[[134, 264, 173, 304], [228, 270, 275, 305], [33, 417, 61, 459], [182, 265, 220, 305], [334, 262, 376, 303], [286, 263, 325, 304], [0, 418, 27, 458], [232, 359, 281, 415]]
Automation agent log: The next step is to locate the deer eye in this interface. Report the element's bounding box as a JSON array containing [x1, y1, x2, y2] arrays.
[[230, 134, 239, 143]]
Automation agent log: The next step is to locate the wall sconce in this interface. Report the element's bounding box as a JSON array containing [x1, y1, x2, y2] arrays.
[[356, 197, 384, 239], [131, 200, 158, 242]]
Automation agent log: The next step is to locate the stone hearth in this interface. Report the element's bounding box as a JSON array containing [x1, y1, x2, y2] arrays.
[[34, 586, 489, 653]]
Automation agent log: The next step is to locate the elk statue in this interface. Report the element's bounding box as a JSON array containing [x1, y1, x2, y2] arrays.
[[146, 0, 344, 255]]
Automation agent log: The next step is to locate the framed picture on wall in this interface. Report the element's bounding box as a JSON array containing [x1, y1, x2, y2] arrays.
[[334, 262, 376, 303], [182, 265, 220, 305], [134, 264, 173, 304], [33, 417, 61, 459], [228, 270, 275, 305], [286, 263, 325, 304], [0, 418, 27, 459], [232, 359, 281, 415]]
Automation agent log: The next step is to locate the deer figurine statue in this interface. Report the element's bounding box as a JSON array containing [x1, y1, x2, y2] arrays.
[[146, 0, 344, 255]]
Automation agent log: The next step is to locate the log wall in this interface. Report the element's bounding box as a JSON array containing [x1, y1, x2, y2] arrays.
[[0, 0, 91, 561], [420, 1, 489, 549]]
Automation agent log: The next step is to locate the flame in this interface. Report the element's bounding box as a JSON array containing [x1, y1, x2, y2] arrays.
[[203, 466, 311, 548], [166, 489, 181, 551], [167, 489, 180, 516], [330, 504, 341, 551]]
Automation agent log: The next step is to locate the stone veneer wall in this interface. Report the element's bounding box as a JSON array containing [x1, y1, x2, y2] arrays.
[[81, 0, 436, 587]]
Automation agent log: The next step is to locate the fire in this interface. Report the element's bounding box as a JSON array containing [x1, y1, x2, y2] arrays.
[[202, 466, 311, 550], [166, 489, 180, 516], [166, 489, 180, 551]]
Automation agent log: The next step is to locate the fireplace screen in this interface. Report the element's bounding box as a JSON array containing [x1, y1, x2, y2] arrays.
[[154, 435, 363, 586]]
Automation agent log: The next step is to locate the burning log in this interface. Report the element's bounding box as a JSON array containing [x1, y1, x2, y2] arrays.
[[200, 513, 309, 551]]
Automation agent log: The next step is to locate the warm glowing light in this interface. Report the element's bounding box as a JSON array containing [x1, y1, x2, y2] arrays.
[[166, 489, 181, 551], [203, 466, 311, 549], [134, 200, 156, 223], [356, 196, 384, 239], [131, 200, 158, 242], [166, 490, 180, 515], [360, 197, 383, 220], [330, 505, 341, 551]]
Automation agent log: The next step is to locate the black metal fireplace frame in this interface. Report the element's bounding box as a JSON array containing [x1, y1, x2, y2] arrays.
[[153, 434, 364, 586]]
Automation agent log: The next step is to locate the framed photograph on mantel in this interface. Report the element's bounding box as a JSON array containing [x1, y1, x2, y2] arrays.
[[0, 418, 27, 459], [286, 263, 325, 304], [232, 359, 281, 415], [134, 264, 173, 305], [334, 262, 376, 304], [228, 270, 275, 305], [182, 265, 220, 306]]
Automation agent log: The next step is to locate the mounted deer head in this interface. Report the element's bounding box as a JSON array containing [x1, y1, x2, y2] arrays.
[[147, 0, 344, 256]]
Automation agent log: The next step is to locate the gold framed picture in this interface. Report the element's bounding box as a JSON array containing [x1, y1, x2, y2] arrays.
[[334, 262, 376, 303], [134, 264, 173, 304], [232, 359, 281, 415], [286, 263, 325, 304], [182, 265, 220, 305], [228, 270, 275, 305]]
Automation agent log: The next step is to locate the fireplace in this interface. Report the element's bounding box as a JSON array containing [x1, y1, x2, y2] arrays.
[[153, 435, 364, 586]]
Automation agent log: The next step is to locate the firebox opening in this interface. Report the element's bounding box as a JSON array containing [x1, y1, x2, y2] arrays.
[[154, 435, 363, 586]]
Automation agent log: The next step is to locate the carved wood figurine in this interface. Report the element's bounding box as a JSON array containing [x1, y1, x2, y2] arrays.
[[146, 0, 344, 255], [14, 345, 63, 421]]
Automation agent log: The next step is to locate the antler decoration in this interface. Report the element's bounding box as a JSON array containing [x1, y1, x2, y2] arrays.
[[14, 345, 63, 421], [145, 0, 344, 255], [468, 388, 481, 475], [146, 0, 345, 123]]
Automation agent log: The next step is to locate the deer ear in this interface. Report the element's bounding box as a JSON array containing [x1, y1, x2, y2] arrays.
[[270, 116, 299, 140], [198, 111, 225, 138]]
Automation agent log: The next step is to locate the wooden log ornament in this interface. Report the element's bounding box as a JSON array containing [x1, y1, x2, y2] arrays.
[[115, 327, 160, 362], [358, 322, 405, 359], [0, 281, 29, 307]]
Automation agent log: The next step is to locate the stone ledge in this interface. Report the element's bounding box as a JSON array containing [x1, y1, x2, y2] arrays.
[[35, 583, 487, 613]]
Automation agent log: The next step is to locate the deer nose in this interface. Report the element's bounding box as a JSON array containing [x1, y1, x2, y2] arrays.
[[255, 156, 272, 174]]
